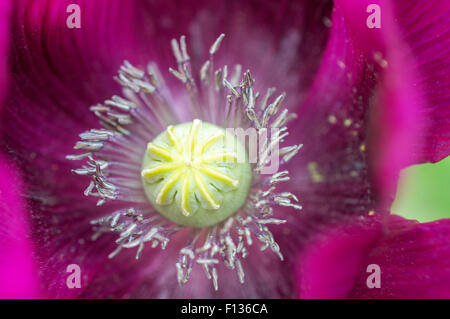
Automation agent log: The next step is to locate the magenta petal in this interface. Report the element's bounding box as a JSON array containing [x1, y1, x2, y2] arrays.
[[281, 0, 378, 250], [338, 0, 450, 203], [0, 155, 41, 298], [0, 0, 10, 106], [1, 0, 152, 298], [295, 217, 381, 298], [349, 217, 450, 298], [296, 215, 450, 298], [0, 0, 40, 299]]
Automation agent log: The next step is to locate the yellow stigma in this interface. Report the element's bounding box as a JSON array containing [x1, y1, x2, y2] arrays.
[[141, 119, 252, 227]]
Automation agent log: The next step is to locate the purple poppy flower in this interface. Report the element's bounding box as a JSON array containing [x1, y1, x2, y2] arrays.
[[0, 0, 449, 299]]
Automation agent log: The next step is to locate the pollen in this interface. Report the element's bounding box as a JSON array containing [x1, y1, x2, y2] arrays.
[[307, 161, 324, 183], [328, 115, 337, 124], [141, 119, 252, 227], [343, 118, 353, 127]]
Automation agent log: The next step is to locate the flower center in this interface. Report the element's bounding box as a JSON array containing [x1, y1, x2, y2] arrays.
[[141, 119, 252, 227], [69, 34, 303, 291]]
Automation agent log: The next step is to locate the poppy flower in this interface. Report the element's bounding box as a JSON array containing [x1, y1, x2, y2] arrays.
[[0, 0, 449, 299]]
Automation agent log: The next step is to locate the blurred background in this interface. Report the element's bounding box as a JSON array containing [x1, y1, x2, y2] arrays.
[[392, 156, 450, 222]]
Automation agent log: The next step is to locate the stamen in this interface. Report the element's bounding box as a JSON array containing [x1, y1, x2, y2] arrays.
[[209, 33, 225, 55]]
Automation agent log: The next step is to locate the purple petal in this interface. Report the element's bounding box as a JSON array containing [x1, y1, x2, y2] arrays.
[[278, 0, 378, 253], [295, 216, 381, 298], [1, 0, 151, 298], [135, 0, 332, 110], [79, 237, 296, 298], [349, 217, 450, 298], [296, 215, 450, 298], [338, 0, 450, 203]]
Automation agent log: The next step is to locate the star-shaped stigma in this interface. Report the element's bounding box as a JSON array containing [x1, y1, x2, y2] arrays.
[[141, 119, 240, 217]]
